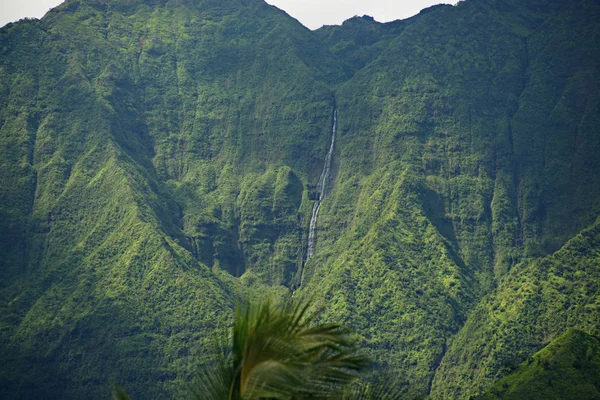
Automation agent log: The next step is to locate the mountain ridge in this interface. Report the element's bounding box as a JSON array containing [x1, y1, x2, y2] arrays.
[[475, 328, 600, 399]]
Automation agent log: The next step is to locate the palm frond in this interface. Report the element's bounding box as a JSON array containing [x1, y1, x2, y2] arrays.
[[189, 324, 237, 400], [189, 361, 236, 400], [192, 295, 372, 399], [111, 384, 132, 400], [337, 375, 407, 400]]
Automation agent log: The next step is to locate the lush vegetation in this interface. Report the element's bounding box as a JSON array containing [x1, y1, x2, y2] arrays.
[[431, 219, 600, 398], [0, 0, 598, 398], [475, 329, 600, 399]]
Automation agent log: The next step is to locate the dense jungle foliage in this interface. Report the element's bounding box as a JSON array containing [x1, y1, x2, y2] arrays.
[[475, 329, 600, 399], [0, 0, 598, 398]]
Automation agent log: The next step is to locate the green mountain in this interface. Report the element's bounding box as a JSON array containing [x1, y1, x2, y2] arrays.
[[0, 0, 598, 398], [431, 219, 600, 398], [475, 329, 600, 400]]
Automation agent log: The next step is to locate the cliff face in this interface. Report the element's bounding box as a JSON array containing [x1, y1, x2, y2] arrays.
[[0, 0, 598, 398]]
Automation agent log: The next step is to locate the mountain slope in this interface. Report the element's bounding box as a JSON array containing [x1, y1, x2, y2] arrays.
[[430, 219, 600, 398], [300, 0, 600, 395], [0, 0, 598, 398], [0, 0, 345, 397], [476, 329, 600, 400]]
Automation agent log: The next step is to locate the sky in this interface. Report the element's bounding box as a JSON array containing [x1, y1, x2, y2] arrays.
[[1, 0, 449, 30], [266, 0, 450, 30]]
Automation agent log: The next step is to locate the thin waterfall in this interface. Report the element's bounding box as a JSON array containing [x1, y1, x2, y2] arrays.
[[297, 108, 337, 289]]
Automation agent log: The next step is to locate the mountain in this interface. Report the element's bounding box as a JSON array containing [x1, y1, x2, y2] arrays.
[[431, 219, 600, 398], [0, 0, 598, 398], [475, 329, 600, 399]]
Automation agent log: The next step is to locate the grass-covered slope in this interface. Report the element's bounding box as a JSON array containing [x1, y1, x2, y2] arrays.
[[302, 167, 477, 397], [430, 219, 600, 399], [476, 329, 600, 400]]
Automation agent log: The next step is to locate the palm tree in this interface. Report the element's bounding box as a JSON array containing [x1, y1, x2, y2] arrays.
[[190, 296, 370, 399]]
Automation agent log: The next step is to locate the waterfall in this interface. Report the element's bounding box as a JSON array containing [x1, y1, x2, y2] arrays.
[[306, 109, 336, 259], [297, 108, 337, 290]]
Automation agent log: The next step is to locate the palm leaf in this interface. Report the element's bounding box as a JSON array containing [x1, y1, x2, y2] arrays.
[[337, 375, 407, 400], [192, 295, 371, 399], [111, 384, 132, 400]]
